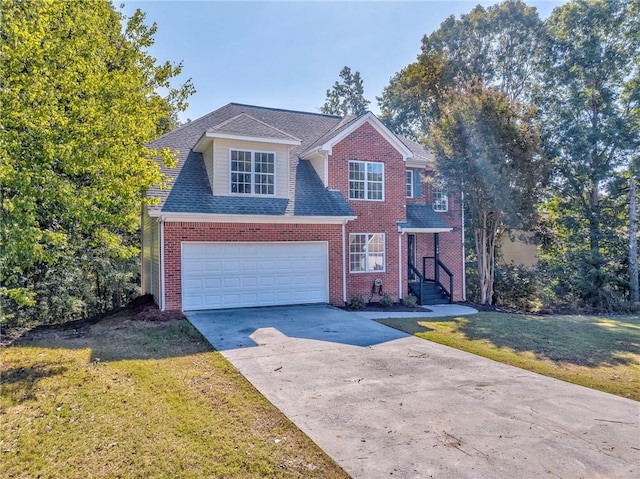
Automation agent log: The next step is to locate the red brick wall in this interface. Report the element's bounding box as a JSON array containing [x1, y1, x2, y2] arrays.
[[162, 222, 344, 310], [328, 121, 407, 302], [328, 122, 465, 302]]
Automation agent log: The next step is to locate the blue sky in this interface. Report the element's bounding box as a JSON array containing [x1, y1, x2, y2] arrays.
[[121, 1, 567, 122]]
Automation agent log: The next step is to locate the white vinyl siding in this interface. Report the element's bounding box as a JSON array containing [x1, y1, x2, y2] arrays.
[[211, 139, 289, 198], [349, 233, 385, 273], [349, 161, 384, 201], [182, 242, 329, 310], [203, 142, 214, 191], [141, 208, 160, 305]]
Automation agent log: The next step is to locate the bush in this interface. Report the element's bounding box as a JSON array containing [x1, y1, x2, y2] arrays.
[[380, 294, 394, 308], [403, 294, 419, 308], [494, 263, 540, 311], [348, 294, 366, 310]]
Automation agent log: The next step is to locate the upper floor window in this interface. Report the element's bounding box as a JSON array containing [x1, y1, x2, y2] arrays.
[[405, 170, 414, 198], [230, 149, 275, 195], [349, 233, 385, 272], [349, 161, 384, 201], [433, 188, 448, 212]]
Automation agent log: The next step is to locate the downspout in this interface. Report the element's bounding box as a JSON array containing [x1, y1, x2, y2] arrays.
[[342, 221, 347, 304], [461, 189, 466, 301], [398, 231, 404, 300], [160, 217, 166, 311]]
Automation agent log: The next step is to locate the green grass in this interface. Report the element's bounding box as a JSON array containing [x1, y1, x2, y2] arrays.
[[1, 312, 348, 478], [377, 312, 640, 401]]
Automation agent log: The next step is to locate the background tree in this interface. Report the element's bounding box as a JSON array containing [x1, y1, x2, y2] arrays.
[[538, 0, 640, 309], [429, 80, 548, 304], [378, 0, 543, 139], [321, 66, 370, 116], [0, 0, 194, 327]]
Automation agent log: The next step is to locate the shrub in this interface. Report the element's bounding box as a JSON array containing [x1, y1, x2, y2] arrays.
[[403, 294, 419, 308], [494, 263, 540, 311], [380, 294, 394, 308], [349, 294, 366, 310]]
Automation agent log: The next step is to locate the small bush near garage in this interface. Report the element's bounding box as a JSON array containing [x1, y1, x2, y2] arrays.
[[348, 294, 366, 310], [403, 294, 419, 308], [380, 294, 394, 308]]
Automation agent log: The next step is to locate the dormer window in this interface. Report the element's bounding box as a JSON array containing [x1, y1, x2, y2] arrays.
[[230, 149, 275, 195]]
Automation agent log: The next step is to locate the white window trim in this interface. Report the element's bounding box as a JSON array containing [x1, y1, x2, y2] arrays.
[[405, 170, 414, 198], [433, 189, 448, 212], [349, 233, 386, 273], [229, 148, 276, 196], [348, 160, 385, 201]]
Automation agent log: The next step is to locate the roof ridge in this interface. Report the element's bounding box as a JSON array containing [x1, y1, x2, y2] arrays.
[[211, 112, 302, 141], [228, 102, 342, 119]]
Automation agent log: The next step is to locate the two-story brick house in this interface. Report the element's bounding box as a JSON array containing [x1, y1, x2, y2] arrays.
[[141, 103, 464, 311]]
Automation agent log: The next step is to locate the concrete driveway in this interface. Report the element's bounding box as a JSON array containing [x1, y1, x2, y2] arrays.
[[186, 304, 639, 479]]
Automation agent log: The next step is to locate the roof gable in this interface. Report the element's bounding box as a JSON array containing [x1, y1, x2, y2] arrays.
[[303, 112, 414, 160]]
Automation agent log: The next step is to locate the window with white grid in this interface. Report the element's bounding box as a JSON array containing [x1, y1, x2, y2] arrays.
[[230, 150, 275, 195], [349, 233, 385, 272], [433, 188, 448, 212], [349, 161, 383, 200]]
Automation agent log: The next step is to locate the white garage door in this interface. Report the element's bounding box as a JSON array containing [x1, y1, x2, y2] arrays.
[[182, 242, 329, 310]]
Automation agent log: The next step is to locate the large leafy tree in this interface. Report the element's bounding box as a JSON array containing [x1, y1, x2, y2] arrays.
[[538, 0, 640, 308], [378, 0, 543, 139], [429, 80, 547, 304], [0, 0, 193, 326], [321, 66, 370, 116]]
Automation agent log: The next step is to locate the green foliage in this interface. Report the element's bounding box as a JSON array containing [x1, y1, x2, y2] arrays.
[[348, 294, 366, 310], [537, 0, 640, 310], [378, 0, 543, 138], [321, 66, 370, 116], [379, 294, 394, 308], [403, 294, 419, 308], [0, 0, 193, 327], [493, 264, 540, 311], [429, 80, 548, 303]]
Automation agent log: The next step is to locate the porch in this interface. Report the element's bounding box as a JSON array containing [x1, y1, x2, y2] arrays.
[[407, 233, 454, 305], [399, 204, 456, 306]]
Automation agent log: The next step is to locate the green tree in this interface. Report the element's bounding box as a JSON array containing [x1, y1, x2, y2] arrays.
[[429, 81, 548, 304], [538, 0, 640, 309], [321, 66, 370, 116], [0, 0, 194, 326], [378, 0, 543, 139]]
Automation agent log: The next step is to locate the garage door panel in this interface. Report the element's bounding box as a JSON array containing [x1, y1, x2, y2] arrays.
[[182, 242, 329, 310]]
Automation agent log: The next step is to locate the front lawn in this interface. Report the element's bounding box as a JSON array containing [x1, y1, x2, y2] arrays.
[[377, 312, 640, 401], [0, 313, 348, 478]]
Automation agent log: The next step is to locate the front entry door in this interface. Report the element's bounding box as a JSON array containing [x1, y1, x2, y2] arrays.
[[408, 234, 417, 280]]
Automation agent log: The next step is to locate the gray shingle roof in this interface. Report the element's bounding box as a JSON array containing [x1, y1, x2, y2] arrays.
[[207, 113, 300, 142], [399, 204, 452, 231], [146, 103, 429, 218]]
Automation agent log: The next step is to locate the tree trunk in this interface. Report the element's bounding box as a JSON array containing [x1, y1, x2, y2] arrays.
[[475, 210, 500, 304], [629, 176, 638, 302]]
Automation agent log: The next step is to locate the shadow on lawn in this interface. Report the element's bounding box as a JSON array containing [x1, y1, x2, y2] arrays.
[[1, 363, 69, 405], [417, 314, 640, 368], [6, 315, 213, 364]]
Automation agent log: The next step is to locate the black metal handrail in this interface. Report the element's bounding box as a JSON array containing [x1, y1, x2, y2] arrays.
[[421, 256, 453, 304], [408, 262, 424, 303], [436, 259, 454, 304]]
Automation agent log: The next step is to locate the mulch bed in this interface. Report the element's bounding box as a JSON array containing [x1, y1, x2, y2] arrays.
[[343, 302, 432, 313]]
